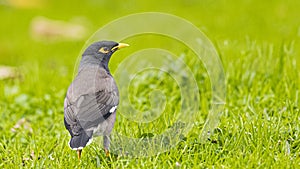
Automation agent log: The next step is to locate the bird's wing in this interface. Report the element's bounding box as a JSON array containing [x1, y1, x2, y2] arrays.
[[74, 89, 119, 130], [64, 78, 119, 133]]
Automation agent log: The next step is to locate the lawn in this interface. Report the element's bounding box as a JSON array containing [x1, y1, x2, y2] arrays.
[[0, 0, 299, 168]]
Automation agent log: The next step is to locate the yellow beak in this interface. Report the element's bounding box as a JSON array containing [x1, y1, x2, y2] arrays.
[[112, 43, 129, 51]]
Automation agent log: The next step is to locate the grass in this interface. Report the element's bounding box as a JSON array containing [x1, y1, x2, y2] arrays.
[[0, 0, 300, 168]]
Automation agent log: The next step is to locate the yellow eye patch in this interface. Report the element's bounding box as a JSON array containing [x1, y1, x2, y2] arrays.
[[98, 47, 110, 54]]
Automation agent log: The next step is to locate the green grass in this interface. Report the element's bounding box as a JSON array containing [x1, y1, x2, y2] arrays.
[[0, 0, 300, 168]]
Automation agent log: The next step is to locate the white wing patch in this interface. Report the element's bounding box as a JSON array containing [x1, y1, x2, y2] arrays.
[[109, 106, 117, 113], [86, 137, 93, 146]]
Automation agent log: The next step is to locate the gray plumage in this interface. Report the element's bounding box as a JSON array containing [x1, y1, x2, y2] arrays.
[[64, 41, 128, 155]]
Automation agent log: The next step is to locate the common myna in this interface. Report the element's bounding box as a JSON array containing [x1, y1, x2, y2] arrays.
[[64, 41, 129, 159]]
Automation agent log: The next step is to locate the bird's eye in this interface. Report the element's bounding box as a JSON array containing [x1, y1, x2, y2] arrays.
[[98, 47, 110, 54]]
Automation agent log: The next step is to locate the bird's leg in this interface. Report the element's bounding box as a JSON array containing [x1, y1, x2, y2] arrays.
[[77, 149, 82, 160], [103, 135, 110, 157]]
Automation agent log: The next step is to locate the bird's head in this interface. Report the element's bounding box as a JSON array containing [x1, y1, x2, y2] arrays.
[[82, 41, 129, 60]]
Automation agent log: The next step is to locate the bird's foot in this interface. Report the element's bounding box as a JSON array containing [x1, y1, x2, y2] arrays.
[[105, 149, 110, 157]]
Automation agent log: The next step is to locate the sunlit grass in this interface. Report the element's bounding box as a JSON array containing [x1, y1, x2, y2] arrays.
[[0, 0, 300, 168]]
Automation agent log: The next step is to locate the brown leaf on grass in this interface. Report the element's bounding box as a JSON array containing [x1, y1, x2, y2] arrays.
[[30, 16, 88, 41], [0, 66, 20, 80], [11, 118, 33, 133]]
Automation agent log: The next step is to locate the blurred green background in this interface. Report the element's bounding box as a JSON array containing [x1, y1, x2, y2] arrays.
[[1, 0, 300, 68], [0, 0, 299, 168], [1, 0, 299, 91]]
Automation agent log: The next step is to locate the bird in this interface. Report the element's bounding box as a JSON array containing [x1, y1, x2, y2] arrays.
[[64, 41, 129, 160]]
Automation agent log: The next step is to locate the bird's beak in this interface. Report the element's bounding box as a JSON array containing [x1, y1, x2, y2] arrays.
[[77, 150, 82, 160], [111, 43, 129, 51]]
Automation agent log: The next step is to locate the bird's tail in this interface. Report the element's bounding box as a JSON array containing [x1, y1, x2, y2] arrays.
[[69, 131, 93, 150]]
